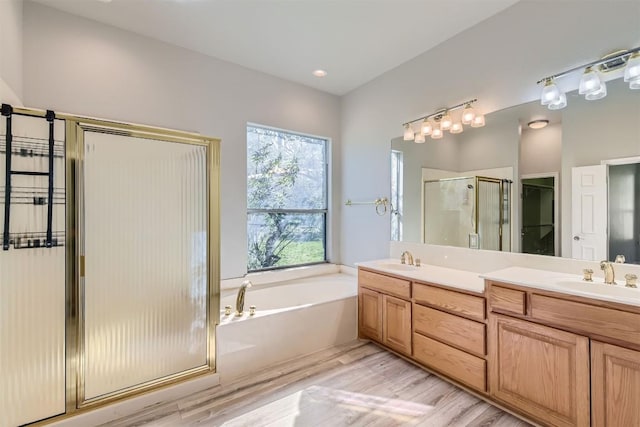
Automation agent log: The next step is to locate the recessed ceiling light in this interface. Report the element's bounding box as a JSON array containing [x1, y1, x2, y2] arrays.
[[528, 119, 549, 129], [312, 69, 327, 78]]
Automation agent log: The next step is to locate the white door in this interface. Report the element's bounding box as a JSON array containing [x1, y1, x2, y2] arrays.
[[571, 165, 607, 261]]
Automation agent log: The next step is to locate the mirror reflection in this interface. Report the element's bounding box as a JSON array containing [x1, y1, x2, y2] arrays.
[[391, 79, 640, 263]]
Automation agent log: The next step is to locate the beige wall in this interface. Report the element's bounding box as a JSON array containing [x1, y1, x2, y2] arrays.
[[0, 0, 23, 104]]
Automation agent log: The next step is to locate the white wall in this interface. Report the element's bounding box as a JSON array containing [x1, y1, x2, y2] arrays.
[[520, 123, 562, 176], [0, 0, 23, 104], [22, 1, 341, 279], [340, 0, 640, 266]]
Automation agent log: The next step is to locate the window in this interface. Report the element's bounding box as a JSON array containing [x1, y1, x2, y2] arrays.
[[390, 150, 403, 241], [247, 125, 328, 272]]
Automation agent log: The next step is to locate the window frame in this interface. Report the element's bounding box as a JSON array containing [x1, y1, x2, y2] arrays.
[[246, 123, 329, 273]]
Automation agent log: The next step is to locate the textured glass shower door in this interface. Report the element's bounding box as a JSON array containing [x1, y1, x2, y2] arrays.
[[80, 130, 209, 402]]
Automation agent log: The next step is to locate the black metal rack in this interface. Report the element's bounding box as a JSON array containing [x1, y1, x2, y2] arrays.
[[1, 104, 62, 250]]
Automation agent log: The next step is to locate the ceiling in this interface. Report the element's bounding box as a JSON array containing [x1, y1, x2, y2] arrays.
[[32, 0, 519, 95]]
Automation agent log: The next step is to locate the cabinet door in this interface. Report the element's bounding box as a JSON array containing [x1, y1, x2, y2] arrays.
[[382, 295, 412, 356], [592, 341, 640, 427], [489, 314, 590, 427], [359, 287, 382, 342]]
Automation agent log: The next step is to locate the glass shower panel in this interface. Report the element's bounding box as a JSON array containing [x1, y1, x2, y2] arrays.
[[477, 179, 501, 251], [82, 131, 208, 401], [609, 163, 639, 264], [423, 178, 475, 247], [0, 115, 66, 426]]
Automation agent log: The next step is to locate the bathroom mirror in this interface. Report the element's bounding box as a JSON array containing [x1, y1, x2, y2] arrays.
[[391, 78, 640, 262]]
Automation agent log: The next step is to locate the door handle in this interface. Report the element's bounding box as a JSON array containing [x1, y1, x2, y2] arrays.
[[573, 236, 581, 241]]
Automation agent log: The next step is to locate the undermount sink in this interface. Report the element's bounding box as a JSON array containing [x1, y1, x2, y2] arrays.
[[375, 263, 419, 272], [551, 279, 640, 300]]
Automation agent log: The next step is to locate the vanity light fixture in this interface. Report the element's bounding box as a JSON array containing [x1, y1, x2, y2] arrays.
[[537, 46, 640, 109], [402, 98, 483, 143], [527, 119, 549, 130]]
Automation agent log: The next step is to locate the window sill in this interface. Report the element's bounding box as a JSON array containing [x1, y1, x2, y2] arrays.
[[221, 263, 341, 290]]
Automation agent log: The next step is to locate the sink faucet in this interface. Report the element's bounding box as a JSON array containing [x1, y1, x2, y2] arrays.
[[401, 251, 414, 266], [600, 261, 616, 285], [236, 280, 252, 315]]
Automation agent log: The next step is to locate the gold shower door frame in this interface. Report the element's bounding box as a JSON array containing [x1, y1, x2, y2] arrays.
[[65, 117, 220, 411]]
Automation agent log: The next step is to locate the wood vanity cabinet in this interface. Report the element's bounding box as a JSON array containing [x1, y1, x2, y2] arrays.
[[591, 341, 640, 427], [358, 269, 412, 356], [489, 314, 590, 427]]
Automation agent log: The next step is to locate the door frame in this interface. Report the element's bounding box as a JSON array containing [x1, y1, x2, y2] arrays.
[[521, 172, 559, 256]]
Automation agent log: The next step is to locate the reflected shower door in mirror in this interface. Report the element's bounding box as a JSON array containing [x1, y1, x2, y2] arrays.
[[422, 176, 511, 251], [390, 78, 640, 262]]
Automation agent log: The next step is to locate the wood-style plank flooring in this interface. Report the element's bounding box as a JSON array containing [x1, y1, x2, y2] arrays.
[[102, 341, 531, 427]]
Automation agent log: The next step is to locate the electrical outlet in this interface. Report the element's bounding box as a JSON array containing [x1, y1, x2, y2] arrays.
[[469, 233, 479, 249]]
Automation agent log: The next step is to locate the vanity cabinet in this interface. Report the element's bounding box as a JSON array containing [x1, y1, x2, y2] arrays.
[[489, 314, 590, 427], [591, 341, 640, 427], [358, 269, 412, 356]]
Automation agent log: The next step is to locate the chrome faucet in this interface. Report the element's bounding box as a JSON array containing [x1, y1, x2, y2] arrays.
[[235, 280, 252, 315], [600, 261, 616, 285], [401, 251, 414, 266]]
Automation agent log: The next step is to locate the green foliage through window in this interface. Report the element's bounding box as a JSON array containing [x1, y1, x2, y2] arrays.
[[247, 125, 327, 271]]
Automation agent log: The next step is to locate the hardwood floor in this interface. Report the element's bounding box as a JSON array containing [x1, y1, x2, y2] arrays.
[[102, 341, 531, 427]]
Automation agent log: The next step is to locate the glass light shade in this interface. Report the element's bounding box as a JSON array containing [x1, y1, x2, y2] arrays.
[[470, 114, 485, 128], [578, 67, 602, 95], [440, 113, 452, 130], [624, 52, 640, 82], [585, 80, 607, 100], [540, 79, 561, 105], [450, 122, 463, 134], [421, 119, 433, 135], [414, 132, 425, 143], [630, 76, 640, 90], [548, 91, 567, 110], [403, 124, 414, 141], [461, 105, 475, 124], [431, 127, 443, 139]]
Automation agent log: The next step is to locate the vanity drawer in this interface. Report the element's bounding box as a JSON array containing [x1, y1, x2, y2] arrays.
[[358, 269, 411, 299], [413, 304, 486, 356], [413, 333, 486, 392], [413, 283, 485, 321], [489, 284, 526, 316], [531, 294, 640, 347]]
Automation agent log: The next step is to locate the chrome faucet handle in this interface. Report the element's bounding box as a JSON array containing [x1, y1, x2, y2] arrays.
[[582, 268, 594, 282], [625, 274, 638, 288], [615, 254, 626, 263]]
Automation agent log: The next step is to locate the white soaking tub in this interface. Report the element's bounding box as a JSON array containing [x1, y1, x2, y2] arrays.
[[216, 272, 357, 382]]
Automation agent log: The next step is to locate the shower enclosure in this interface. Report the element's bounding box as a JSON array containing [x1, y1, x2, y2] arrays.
[[1, 105, 220, 426], [423, 176, 511, 251], [609, 163, 640, 264]]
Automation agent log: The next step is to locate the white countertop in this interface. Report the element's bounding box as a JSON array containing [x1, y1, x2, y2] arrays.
[[482, 266, 640, 307], [357, 259, 485, 294], [357, 260, 640, 307]]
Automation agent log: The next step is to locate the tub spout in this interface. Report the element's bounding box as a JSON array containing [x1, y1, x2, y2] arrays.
[[236, 280, 252, 315]]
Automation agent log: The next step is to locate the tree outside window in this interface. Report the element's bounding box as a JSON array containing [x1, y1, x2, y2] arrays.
[[247, 125, 327, 272]]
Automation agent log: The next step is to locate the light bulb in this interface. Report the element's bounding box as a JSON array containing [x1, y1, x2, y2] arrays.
[[461, 105, 475, 124], [630, 76, 640, 90], [450, 122, 463, 134], [540, 79, 561, 106], [403, 124, 414, 141], [414, 131, 425, 143], [579, 67, 602, 95], [421, 119, 433, 135], [624, 52, 640, 82], [431, 127, 443, 139], [471, 114, 485, 128], [585, 80, 607, 100], [440, 112, 452, 130], [548, 92, 567, 110]]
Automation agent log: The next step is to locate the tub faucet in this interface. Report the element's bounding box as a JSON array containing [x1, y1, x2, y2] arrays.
[[600, 261, 616, 285], [401, 251, 414, 265], [236, 280, 252, 315]]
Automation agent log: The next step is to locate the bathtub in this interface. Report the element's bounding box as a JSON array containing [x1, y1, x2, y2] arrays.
[[216, 272, 357, 383]]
